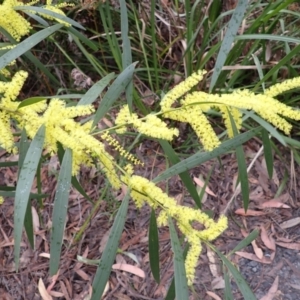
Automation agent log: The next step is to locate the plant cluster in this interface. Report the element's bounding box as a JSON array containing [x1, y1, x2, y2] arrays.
[[1, 0, 300, 299]]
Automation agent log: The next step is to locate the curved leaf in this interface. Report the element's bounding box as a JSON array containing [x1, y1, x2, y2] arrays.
[[49, 148, 72, 275], [168, 217, 189, 300], [149, 209, 160, 283], [14, 125, 45, 270], [0, 24, 63, 70], [153, 127, 262, 183], [91, 191, 130, 300]]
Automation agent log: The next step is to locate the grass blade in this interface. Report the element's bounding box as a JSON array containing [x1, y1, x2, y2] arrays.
[[0, 24, 63, 70], [92, 62, 137, 127], [210, 0, 249, 91], [49, 149, 72, 275], [149, 209, 160, 283], [24, 201, 34, 249], [229, 229, 259, 255], [14, 125, 45, 270], [15, 6, 85, 29], [77, 72, 115, 106], [224, 269, 234, 300], [91, 191, 130, 300], [168, 217, 189, 300], [159, 140, 201, 208], [209, 243, 257, 300], [262, 129, 273, 179], [227, 109, 249, 211], [153, 127, 262, 183]]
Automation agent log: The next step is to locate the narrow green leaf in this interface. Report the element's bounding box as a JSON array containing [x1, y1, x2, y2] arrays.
[[56, 143, 93, 204], [24, 201, 34, 249], [159, 140, 201, 208], [165, 278, 175, 300], [261, 129, 274, 179], [18, 97, 46, 109], [92, 62, 138, 127], [168, 217, 189, 300], [153, 127, 262, 183], [15, 6, 85, 30], [164, 243, 189, 300], [210, 244, 257, 300], [71, 176, 93, 204], [22, 11, 49, 26], [149, 209, 160, 283], [14, 125, 45, 270], [91, 191, 130, 300], [229, 229, 259, 255], [120, 0, 133, 112], [224, 269, 234, 300], [227, 109, 249, 211], [208, 0, 222, 23], [210, 0, 249, 91], [0, 24, 63, 70], [0, 161, 18, 167], [50, 149, 72, 275], [77, 72, 115, 106], [67, 27, 98, 51]]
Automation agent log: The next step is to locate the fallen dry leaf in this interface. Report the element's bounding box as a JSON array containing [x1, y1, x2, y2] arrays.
[[259, 276, 279, 300], [112, 263, 145, 278], [280, 217, 300, 229], [38, 278, 53, 300], [206, 291, 222, 300], [276, 242, 300, 250], [235, 209, 266, 216], [211, 276, 225, 290], [193, 177, 216, 197], [260, 200, 290, 209], [260, 226, 276, 251], [235, 252, 272, 264], [207, 246, 220, 277], [241, 229, 263, 259]]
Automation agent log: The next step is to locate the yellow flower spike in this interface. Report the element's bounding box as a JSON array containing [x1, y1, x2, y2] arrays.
[[128, 175, 227, 285], [219, 105, 242, 138], [101, 131, 143, 166], [265, 76, 300, 98], [116, 105, 178, 140], [185, 233, 202, 285], [160, 70, 207, 112], [0, 1, 32, 41]]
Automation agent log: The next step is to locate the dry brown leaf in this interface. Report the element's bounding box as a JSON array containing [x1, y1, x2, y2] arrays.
[[259, 276, 279, 300], [48, 291, 64, 298], [114, 293, 131, 300], [288, 283, 300, 290], [38, 278, 53, 300], [31, 206, 40, 232], [241, 229, 263, 259], [252, 240, 263, 259], [75, 269, 90, 281], [112, 263, 145, 278], [280, 217, 300, 229], [47, 272, 60, 293], [235, 252, 272, 264], [276, 242, 300, 250], [260, 226, 276, 251], [59, 281, 70, 300], [235, 209, 266, 216], [193, 177, 216, 197], [211, 276, 225, 290], [206, 291, 222, 300], [207, 246, 220, 277], [260, 200, 290, 209]]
